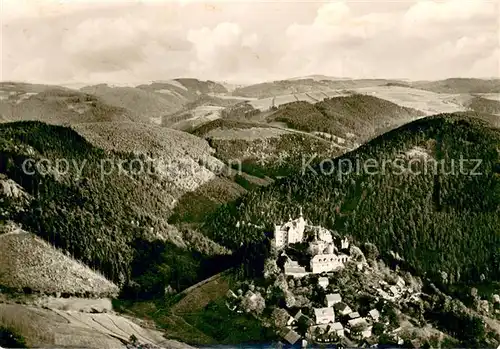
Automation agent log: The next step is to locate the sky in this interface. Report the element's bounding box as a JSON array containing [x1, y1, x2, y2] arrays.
[[1, 0, 499, 86]]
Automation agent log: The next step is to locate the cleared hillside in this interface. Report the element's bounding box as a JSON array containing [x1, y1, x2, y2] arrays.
[[203, 113, 500, 286], [0, 229, 119, 297]]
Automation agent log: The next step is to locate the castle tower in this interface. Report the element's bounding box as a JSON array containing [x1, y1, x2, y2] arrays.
[[327, 243, 334, 254]]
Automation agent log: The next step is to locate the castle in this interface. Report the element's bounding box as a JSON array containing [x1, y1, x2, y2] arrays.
[[273, 208, 306, 249], [273, 209, 351, 275]]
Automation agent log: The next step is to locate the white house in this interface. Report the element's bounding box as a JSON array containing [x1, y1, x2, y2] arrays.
[[326, 293, 342, 307], [368, 309, 380, 322], [314, 307, 335, 325], [318, 277, 329, 289], [389, 286, 400, 297]]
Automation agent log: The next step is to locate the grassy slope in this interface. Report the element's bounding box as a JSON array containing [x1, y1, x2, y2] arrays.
[[203, 113, 500, 285]]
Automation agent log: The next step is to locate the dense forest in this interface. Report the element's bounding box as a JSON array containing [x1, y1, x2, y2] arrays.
[[203, 113, 500, 285]]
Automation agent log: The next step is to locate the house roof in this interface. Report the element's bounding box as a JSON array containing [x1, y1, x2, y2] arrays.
[[294, 310, 303, 320], [318, 277, 329, 284], [348, 311, 360, 319], [348, 317, 368, 328], [369, 309, 380, 319], [331, 322, 344, 331], [314, 307, 334, 319], [283, 329, 301, 345], [326, 293, 342, 302], [334, 302, 350, 311]]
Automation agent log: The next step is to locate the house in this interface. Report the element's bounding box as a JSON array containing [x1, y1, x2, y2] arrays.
[[348, 311, 360, 320], [283, 329, 301, 345], [368, 309, 380, 322], [330, 322, 344, 338], [310, 253, 349, 274], [326, 293, 342, 307], [376, 288, 392, 300], [334, 302, 352, 316], [273, 209, 306, 249], [314, 307, 335, 325], [294, 310, 313, 327], [389, 285, 400, 297], [286, 314, 296, 327], [318, 277, 329, 289], [284, 259, 308, 277], [396, 276, 406, 289]]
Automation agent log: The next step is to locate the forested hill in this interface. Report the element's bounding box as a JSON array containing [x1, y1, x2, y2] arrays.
[[0, 121, 230, 295], [203, 113, 500, 285]]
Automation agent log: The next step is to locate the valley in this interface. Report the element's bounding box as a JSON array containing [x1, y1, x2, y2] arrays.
[[1, 77, 500, 348]]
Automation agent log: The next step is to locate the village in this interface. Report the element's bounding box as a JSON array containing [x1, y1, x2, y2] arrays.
[[225, 210, 427, 347]]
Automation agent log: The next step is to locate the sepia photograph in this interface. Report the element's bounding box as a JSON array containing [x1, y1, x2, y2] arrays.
[[0, 0, 499, 348]]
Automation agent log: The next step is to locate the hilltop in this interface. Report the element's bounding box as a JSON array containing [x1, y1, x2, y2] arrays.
[[203, 113, 500, 287], [267, 95, 425, 145]]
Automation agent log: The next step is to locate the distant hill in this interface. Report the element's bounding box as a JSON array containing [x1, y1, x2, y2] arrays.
[[466, 96, 500, 117], [80, 84, 186, 124], [412, 78, 500, 94], [203, 113, 500, 286], [268, 95, 425, 143], [0, 83, 132, 125], [232, 79, 402, 98]]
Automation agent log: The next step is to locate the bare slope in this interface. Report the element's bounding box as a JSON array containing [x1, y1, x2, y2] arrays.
[[0, 228, 119, 297]]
